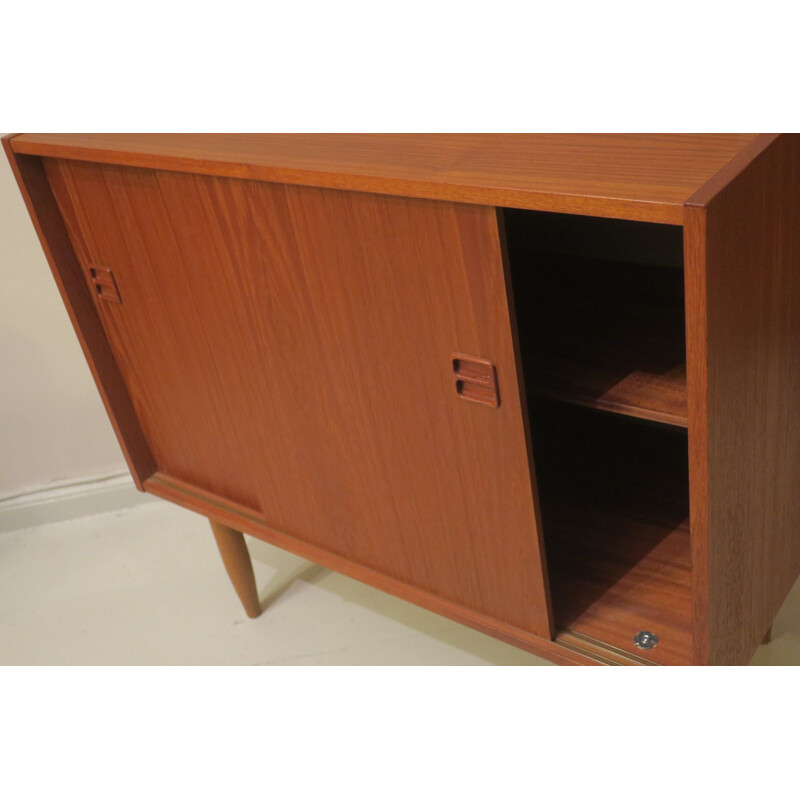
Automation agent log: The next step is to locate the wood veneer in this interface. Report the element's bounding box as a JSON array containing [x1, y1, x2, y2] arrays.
[[2, 136, 156, 487], [516, 254, 687, 427], [531, 404, 692, 666], [7, 133, 800, 666], [144, 472, 642, 666], [43, 156, 553, 639], [685, 133, 800, 665], [11, 133, 758, 224], [504, 209, 687, 427]]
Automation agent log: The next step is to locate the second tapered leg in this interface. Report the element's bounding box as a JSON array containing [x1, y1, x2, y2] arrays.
[[210, 520, 262, 618]]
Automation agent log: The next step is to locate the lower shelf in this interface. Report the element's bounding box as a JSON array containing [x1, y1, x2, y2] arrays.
[[532, 403, 693, 665], [546, 506, 692, 666]]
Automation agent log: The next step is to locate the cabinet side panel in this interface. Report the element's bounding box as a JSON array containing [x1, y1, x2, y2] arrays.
[[683, 207, 710, 665], [687, 134, 800, 665], [2, 137, 155, 488]]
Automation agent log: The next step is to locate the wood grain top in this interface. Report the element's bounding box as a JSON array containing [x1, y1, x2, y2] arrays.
[[10, 133, 760, 224]]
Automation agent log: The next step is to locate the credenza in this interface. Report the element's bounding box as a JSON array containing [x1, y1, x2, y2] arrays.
[[6, 133, 800, 665]]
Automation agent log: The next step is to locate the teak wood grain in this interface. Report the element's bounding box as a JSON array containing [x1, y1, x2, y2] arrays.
[[11, 133, 758, 225], [515, 254, 688, 427], [43, 157, 553, 639], [1, 136, 156, 487], [685, 133, 800, 665], [531, 405, 692, 665], [144, 472, 614, 665], [9, 132, 799, 667]]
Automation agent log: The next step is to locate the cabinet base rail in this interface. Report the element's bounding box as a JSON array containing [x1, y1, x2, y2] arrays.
[[144, 472, 662, 666]]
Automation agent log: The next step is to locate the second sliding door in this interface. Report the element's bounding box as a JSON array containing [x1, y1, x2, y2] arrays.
[[45, 158, 552, 637]]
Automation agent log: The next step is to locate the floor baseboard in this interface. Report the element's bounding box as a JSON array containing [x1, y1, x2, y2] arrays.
[[0, 472, 158, 534]]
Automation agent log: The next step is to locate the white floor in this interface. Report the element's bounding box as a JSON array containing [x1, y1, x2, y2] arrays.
[[0, 500, 552, 665], [1, 499, 798, 665]]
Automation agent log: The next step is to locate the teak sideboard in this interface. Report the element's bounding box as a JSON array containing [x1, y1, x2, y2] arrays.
[[6, 133, 800, 666]]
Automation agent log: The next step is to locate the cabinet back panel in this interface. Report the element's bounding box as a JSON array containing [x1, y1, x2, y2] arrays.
[[45, 158, 552, 636]]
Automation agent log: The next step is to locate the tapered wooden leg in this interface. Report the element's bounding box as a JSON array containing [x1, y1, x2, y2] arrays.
[[210, 520, 262, 618], [762, 625, 773, 645]]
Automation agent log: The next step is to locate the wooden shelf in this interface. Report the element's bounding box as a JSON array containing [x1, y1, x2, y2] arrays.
[[532, 404, 692, 665], [531, 344, 688, 427], [546, 506, 692, 666], [507, 211, 693, 662], [513, 250, 688, 427]]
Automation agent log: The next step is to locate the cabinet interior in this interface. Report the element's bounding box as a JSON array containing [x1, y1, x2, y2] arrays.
[[503, 209, 692, 664]]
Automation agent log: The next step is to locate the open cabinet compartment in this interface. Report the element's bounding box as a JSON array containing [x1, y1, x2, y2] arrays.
[[503, 208, 693, 665], [504, 209, 688, 427], [531, 403, 692, 664]]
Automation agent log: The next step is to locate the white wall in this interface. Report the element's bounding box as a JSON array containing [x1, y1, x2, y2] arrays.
[[0, 142, 127, 500]]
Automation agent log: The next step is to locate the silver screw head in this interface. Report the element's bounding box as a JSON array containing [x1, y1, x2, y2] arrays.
[[633, 631, 659, 649]]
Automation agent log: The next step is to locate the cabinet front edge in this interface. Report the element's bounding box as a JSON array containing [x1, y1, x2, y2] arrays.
[[11, 136, 684, 225], [685, 134, 780, 209]]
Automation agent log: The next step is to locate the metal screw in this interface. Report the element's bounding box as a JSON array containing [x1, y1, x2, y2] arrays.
[[633, 631, 659, 649]]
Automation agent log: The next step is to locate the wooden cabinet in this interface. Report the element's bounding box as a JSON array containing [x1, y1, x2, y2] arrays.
[[6, 133, 800, 665]]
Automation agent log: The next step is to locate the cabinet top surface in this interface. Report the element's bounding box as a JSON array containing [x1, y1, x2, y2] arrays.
[[11, 133, 761, 224]]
